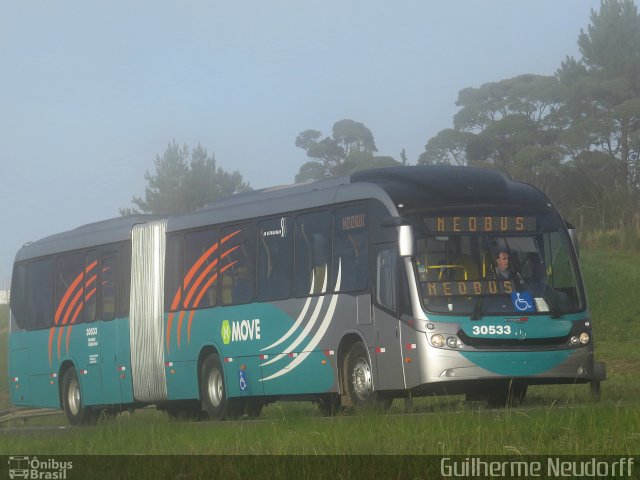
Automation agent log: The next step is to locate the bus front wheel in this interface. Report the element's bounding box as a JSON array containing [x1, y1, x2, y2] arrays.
[[343, 341, 390, 411], [61, 367, 96, 426]]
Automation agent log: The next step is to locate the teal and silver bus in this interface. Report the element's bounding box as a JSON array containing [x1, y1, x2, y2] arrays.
[[8, 166, 605, 424]]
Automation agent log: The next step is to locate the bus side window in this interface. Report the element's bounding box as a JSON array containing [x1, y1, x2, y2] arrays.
[[257, 217, 292, 301], [10, 263, 27, 329], [220, 224, 255, 305], [294, 211, 332, 297], [165, 234, 185, 312], [376, 247, 397, 312], [184, 228, 219, 309], [55, 253, 84, 325], [101, 254, 118, 321], [26, 258, 55, 330], [334, 206, 368, 292]]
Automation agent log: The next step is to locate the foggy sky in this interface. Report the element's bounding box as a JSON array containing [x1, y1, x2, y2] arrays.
[[0, 0, 601, 285]]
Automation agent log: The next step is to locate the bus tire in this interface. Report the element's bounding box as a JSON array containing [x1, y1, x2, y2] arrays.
[[317, 394, 342, 416], [590, 380, 601, 399], [163, 400, 205, 421], [245, 399, 264, 418], [200, 353, 241, 420], [61, 367, 96, 426], [487, 380, 527, 408], [343, 341, 389, 411]]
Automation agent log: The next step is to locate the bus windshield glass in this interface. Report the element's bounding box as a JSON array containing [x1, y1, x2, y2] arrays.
[[413, 212, 585, 317]]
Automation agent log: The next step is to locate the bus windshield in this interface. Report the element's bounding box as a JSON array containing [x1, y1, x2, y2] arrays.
[[412, 212, 585, 317]]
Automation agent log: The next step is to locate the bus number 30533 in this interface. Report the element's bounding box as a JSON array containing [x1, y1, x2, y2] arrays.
[[471, 325, 512, 335]]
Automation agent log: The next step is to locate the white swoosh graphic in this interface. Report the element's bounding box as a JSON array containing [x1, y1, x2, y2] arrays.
[[260, 274, 315, 352], [261, 266, 328, 367], [262, 259, 341, 381]]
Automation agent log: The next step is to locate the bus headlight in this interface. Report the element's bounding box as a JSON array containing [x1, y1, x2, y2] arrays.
[[446, 336, 464, 349], [569, 332, 591, 347], [430, 334, 445, 348]]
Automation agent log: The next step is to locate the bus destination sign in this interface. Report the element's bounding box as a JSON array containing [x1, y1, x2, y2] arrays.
[[426, 216, 535, 234], [426, 280, 514, 297]]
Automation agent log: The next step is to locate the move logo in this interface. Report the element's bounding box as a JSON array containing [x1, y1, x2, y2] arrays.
[[221, 319, 261, 344], [221, 320, 232, 345]]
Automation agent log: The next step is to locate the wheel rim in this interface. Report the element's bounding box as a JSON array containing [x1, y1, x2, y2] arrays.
[[207, 368, 224, 407], [351, 357, 373, 401], [68, 376, 81, 415]]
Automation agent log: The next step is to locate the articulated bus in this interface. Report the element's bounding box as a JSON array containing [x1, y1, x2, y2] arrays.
[[8, 166, 605, 424]]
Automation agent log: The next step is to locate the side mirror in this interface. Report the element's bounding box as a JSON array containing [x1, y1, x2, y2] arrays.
[[398, 225, 414, 257]]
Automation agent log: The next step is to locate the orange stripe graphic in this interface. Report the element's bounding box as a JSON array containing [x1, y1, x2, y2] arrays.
[[62, 287, 83, 325], [65, 300, 84, 355], [65, 326, 73, 354], [179, 254, 238, 346], [182, 258, 219, 309], [183, 242, 220, 292], [186, 260, 235, 344], [70, 301, 84, 324], [192, 261, 237, 309], [50, 261, 97, 363], [176, 310, 186, 349], [86, 274, 97, 288], [166, 229, 241, 352], [65, 325, 73, 355], [53, 261, 96, 325], [54, 273, 83, 325], [192, 273, 219, 310], [86, 288, 96, 301], [170, 288, 182, 311]]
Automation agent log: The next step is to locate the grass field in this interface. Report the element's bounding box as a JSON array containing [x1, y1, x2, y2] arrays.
[[0, 248, 638, 456]]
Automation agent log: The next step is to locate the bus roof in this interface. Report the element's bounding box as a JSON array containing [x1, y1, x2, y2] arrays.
[[351, 165, 550, 212], [14, 166, 551, 262], [165, 175, 395, 233], [14, 214, 166, 263]]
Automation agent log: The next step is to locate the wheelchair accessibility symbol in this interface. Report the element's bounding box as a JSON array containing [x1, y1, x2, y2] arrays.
[[511, 291, 535, 312], [239, 370, 248, 391]]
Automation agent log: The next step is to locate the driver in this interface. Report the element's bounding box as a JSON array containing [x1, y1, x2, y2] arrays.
[[495, 248, 512, 281]]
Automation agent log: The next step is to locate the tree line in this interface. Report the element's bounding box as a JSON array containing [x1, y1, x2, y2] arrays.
[[124, 0, 639, 236]]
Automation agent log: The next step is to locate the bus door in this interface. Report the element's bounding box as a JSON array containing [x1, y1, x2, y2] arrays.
[[97, 251, 126, 405], [372, 245, 405, 390]]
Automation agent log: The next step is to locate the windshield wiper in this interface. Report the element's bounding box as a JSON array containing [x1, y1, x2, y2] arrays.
[[471, 296, 484, 320]]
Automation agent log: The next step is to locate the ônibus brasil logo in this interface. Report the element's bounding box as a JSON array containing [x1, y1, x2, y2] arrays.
[[8, 456, 72, 479], [221, 319, 261, 345]]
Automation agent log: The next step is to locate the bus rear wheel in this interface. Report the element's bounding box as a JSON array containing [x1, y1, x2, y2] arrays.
[[61, 367, 96, 426], [245, 399, 264, 418], [316, 394, 342, 416], [163, 400, 206, 421]]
